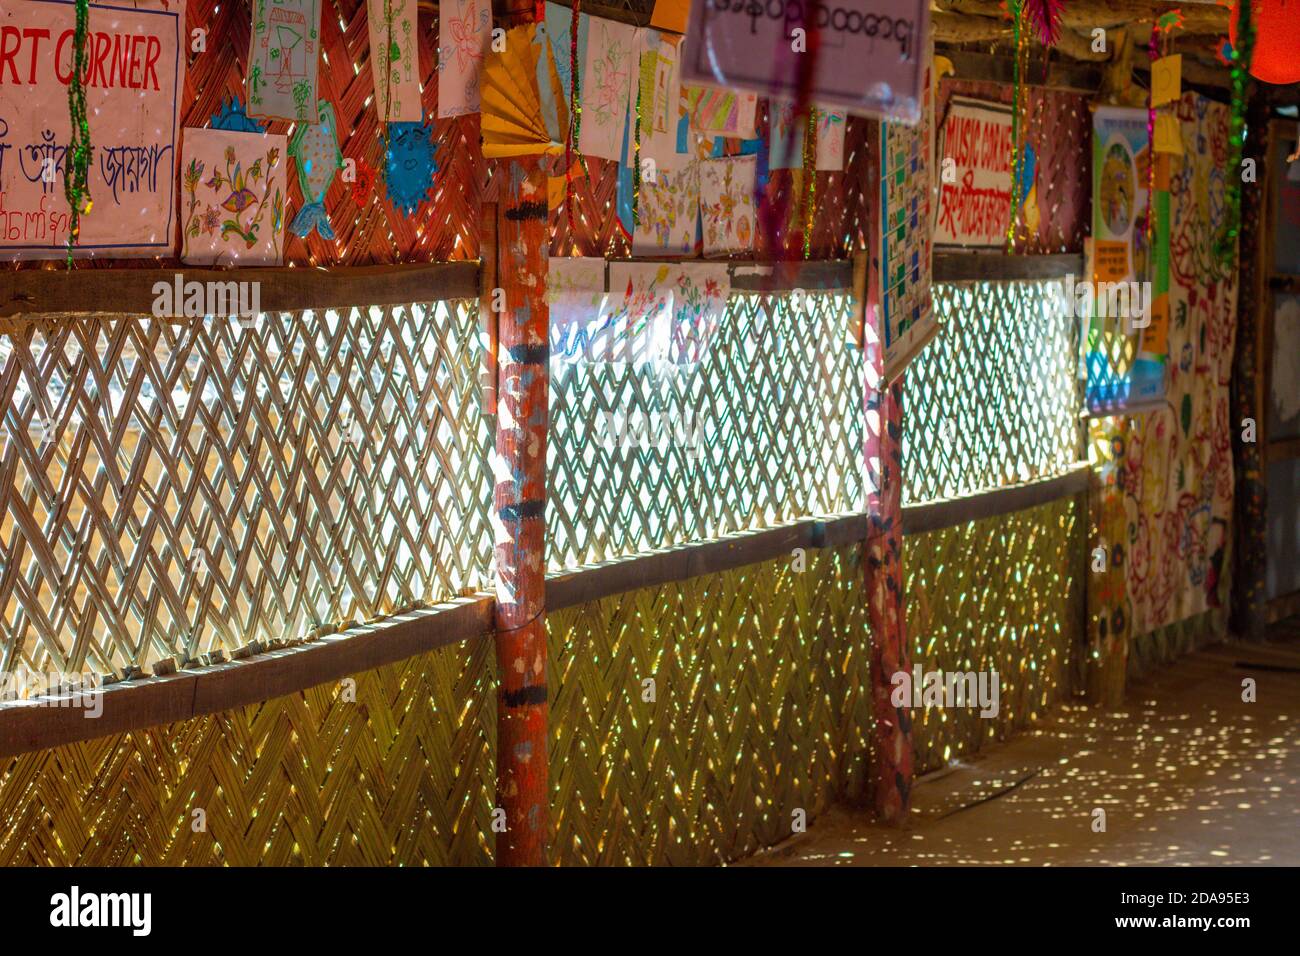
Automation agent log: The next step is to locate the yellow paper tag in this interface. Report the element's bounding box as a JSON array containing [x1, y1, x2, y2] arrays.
[[1141, 294, 1170, 357], [1093, 240, 1130, 283], [649, 0, 690, 34], [1151, 55, 1181, 108], [1154, 113, 1183, 155], [548, 176, 566, 212]]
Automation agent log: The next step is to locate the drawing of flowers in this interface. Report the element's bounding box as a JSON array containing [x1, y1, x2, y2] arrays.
[[445, 3, 488, 74], [197, 143, 283, 251], [183, 158, 206, 242], [590, 39, 629, 127]]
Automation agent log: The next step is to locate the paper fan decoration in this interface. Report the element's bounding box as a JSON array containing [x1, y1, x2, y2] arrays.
[[481, 24, 567, 158]]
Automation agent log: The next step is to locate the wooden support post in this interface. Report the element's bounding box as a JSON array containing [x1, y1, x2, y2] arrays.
[[492, 156, 550, 866], [860, 217, 913, 822], [864, 370, 913, 824], [1230, 98, 1271, 641]]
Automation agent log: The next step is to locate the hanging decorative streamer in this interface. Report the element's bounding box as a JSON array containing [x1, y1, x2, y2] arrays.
[[1023, 0, 1065, 46], [380, 0, 395, 168], [1005, 0, 1029, 251], [63, 0, 94, 264], [802, 106, 817, 259], [564, 1, 589, 233], [1218, 0, 1254, 266], [374, 0, 392, 197], [1145, 28, 1158, 244], [632, 78, 643, 227]]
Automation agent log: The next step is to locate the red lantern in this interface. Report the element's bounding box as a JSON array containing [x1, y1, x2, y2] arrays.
[[1231, 0, 1300, 85]]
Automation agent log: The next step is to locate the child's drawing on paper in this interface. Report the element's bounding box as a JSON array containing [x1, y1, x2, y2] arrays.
[[699, 155, 756, 255], [182, 128, 287, 266], [438, 0, 492, 117], [578, 17, 636, 161]]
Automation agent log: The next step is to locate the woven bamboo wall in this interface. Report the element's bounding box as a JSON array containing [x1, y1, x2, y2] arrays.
[[1, 541, 870, 865], [547, 544, 873, 865], [904, 278, 1083, 504], [905, 495, 1086, 773], [0, 491, 1083, 865], [0, 301, 492, 679], [0, 635, 496, 865], [548, 291, 866, 571]]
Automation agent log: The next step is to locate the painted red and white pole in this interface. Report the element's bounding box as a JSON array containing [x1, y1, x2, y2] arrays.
[[492, 155, 550, 865]]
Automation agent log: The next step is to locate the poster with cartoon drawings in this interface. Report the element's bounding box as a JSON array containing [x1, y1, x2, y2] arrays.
[[248, 0, 322, 123]]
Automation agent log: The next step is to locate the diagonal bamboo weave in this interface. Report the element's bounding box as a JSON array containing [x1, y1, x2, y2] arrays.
[[0, 636, 495, 866], [547, 545, 874, 865], [904, 279, 1083, 504], [904, 495, 1085, 773], [0, 492, 1084, 865], [0, 302, 492, 679], [548, 292, 866, 571]]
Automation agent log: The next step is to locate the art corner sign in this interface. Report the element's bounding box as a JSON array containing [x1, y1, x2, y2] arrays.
[[0, 0, 186, 259]]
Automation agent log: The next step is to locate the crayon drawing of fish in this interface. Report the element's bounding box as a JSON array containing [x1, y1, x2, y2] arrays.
[[289, 99, 342, 239]]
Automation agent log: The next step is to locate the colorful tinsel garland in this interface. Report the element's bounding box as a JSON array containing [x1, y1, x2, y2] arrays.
[[1219, 0, 1255, 267], [64, 0, 94, 264]]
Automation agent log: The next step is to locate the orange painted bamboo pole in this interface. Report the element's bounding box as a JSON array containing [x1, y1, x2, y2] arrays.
[[862, 124, 914, 822], [492, 156, 550, 866], [863, 371, 913, 825]]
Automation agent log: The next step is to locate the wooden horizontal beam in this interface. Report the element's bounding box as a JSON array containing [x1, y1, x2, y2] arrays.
[[547, 521, 814, 610], [934, 0, 1227, 35], [0, 261, 482, 322], [901, 465, 1091, 535], [1267, 436, 1300, 464], [933, 252, 1085, 282], [935, 49, 1102, 93], [0, 595, 494, 760]]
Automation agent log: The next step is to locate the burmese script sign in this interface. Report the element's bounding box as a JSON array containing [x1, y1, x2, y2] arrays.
[[681, 0, 930, 124], [933, 96, 1014, 248], [0, 0, 185, 259]]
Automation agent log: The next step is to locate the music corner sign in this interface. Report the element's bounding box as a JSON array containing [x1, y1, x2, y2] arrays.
[[681, 0, 930, 124], [0, 0, 186, 259]]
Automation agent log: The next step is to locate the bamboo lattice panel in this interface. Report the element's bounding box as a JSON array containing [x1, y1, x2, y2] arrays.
[[548, 292, 866, 570], [547, 545, 873, 865], [903, 279, 1083, 504], [0, 636, 495, 865], [904, 495, 1085, 773], [0, 302, 492, 679]]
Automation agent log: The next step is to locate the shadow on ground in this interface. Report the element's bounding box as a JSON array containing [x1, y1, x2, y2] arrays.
[[740, 621, 1300, 866]]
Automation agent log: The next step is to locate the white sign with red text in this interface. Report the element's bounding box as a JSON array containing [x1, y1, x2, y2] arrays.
[[0, 0, 185, 259], [933, 96, 1014, 249]]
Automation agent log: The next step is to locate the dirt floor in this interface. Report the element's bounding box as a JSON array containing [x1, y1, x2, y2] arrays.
[[741, 620, 1300, 867]]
